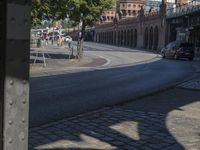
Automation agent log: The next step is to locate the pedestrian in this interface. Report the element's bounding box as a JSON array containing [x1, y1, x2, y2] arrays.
[[57, 34, 62, 47], [45, 35, 48, 47]]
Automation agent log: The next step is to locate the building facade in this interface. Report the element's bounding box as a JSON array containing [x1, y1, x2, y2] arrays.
[[101, 0, 146, 23], [94, 0, 200, 51], [101, 3, 116, 23], [119, 0, 146, 18], [146, 0, 176, 11]]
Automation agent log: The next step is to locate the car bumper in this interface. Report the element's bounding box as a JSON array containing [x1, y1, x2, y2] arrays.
[[177, 52, 194, 58]]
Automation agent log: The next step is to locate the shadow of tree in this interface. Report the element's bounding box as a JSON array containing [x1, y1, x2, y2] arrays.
[[30, 53, 76, 60], [28, 88, 200, 150], [28, 59, 198, 150]]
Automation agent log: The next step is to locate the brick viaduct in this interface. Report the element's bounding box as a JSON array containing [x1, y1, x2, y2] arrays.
[[94, 3, 168, 50]]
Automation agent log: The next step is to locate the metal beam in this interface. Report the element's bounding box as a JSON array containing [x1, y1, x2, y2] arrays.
[[0, 1, 31, 150]]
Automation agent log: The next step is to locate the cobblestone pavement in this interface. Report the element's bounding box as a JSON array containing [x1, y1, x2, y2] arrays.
[[29, 86, 200, 150], [178, 76, 200, 90], [178, 59, 200, 90]]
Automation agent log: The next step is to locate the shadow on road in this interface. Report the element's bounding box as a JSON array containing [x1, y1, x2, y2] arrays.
[[30, 52, 76, 63], [28, 59, 197, 150], [29, 92, 199, 150]]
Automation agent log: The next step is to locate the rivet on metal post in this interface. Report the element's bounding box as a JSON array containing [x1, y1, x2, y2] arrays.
[[21, 118, 25, 123], [8, 138, 13, 144], [8, 120, 13, 125], [9, 100, 14, 106], [22, 99, 26, 104], [9, 80, 14, 85]]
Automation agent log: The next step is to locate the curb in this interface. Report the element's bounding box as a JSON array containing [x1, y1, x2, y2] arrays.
[[30, 52, 160, 78]]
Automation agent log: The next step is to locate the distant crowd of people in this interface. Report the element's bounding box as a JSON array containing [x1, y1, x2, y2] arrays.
[[32, 33, 72, 49]]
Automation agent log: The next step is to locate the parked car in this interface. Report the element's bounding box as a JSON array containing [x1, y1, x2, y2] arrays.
[[161, 41, 194, 61]]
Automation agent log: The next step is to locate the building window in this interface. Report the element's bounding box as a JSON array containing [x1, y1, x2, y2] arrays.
[[128, 4, 131, 7], [102, 16, 106, 21], [128, 10, 131, 16], [133, 10, 136, 16], [122, 9, 126, 16]]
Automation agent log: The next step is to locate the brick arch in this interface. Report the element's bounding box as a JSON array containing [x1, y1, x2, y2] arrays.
[[118, 30, 121, 46], [131, 29, 134, 48], [134, 29, 137, 48], [124, 30, 127, 46], [144, 27, 149, 49], [113, 30, 116, 45], [111, 31, 113, 44], [154, 26, 159, 50], [120, 30, 123, 46], [149, 27, 153, 50], [127, 29, 130, 47]]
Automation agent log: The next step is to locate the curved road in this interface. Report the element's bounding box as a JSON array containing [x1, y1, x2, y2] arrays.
[[30, 43, 195, 127]]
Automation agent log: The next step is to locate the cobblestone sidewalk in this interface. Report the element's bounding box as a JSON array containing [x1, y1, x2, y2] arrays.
[[178, 77, 200, 90], [29, 86, 200, 150], [29, 57, 200, 150], [29, 108, 179, 150]]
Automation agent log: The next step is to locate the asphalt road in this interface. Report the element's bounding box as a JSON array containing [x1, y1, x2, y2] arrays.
[[29, 43, 195, 127]]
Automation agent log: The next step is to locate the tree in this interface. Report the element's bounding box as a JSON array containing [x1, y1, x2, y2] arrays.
[[61, 19, 78, 29], [31, 0, 114, 58], [31, 0, 67, 26], [67, 0, 114, 59]]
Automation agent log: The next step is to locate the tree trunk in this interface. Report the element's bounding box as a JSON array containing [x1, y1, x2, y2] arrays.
[[77, 20, 85, 60]]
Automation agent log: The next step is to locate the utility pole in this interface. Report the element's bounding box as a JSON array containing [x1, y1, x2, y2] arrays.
[[0, 1, 31, 150]]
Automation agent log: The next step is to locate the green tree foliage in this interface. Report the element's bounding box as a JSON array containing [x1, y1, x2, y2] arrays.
[[31, 0, 67, 26], [67, 0, 114, 26], [61, 19, 78, 29], [31, 0, 114, 58], [67, 0, 115, 58]]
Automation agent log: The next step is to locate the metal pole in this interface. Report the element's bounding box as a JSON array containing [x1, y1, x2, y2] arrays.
[[0, 1, 31, 150], [0, 1, 6, 149]]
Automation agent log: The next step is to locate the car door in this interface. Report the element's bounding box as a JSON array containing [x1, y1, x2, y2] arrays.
[[168, 42, 177, 57], [165, 43, 173, 57]]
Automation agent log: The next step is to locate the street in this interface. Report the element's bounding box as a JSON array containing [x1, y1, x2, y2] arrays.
[[1, 1, 200, 150], [29, 42, 196, 127]]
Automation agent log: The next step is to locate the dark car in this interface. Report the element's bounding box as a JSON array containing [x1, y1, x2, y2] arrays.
[[161, 41, 194, 61]]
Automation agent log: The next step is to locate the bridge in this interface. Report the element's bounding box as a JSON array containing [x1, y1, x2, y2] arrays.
[[167, 0, 200, 19], [166, 0, 200, 48], [94, 0, 200, 51]]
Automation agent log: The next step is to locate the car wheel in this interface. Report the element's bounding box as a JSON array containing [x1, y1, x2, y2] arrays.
[[161, 52, 165, 58], [174, 54, 179, 60], [188, 57, 193, 61]]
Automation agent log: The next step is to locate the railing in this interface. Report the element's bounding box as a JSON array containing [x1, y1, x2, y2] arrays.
[[167, 0, 200, 19]]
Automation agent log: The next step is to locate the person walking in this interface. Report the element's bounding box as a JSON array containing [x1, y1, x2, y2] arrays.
[[57, 34, 62, 47]]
